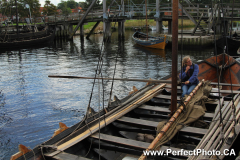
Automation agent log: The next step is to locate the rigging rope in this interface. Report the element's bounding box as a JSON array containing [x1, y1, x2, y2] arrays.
[[213, 0, 225, 144]]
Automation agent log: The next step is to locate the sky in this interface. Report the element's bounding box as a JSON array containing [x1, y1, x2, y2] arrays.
[[39, 0, 85, 7]]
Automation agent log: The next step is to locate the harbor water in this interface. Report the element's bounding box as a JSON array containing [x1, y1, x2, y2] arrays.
[[0, 30, 224, 159]]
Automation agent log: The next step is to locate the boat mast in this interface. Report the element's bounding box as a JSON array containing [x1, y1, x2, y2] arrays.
[[145, 0, 148, 40], [15, 0, 19, 40], [171, 0, 178, 112]]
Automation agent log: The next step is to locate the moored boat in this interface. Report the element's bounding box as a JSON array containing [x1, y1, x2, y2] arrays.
[[11, 53, 240, 160], [132, 31, 168, 50], [0, 26, 55, 50], [216, 36, 240, 54]]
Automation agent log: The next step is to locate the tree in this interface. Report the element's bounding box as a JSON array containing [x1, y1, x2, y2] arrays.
[[57, 0, 72, 15], [43, 0, 57, 16], [67, 0, 76, 9], [18, 0, 41, 17], [0, 0, 40, 20]]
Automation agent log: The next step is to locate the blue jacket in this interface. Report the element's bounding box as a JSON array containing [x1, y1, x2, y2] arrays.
[[179, 64, 199, 85]]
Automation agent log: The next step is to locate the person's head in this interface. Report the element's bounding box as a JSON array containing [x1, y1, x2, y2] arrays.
[[182, 56, 192, 67]]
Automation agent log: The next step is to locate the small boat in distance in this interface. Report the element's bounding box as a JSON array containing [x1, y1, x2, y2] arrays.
[[132, 31, 168, 49]]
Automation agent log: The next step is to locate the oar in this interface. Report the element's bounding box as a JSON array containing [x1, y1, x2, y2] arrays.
[[48, 75, 172, 83], [48, 75, 240, 87]]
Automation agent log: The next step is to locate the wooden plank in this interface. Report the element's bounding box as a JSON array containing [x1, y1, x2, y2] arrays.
[[154, 94, 219, 104], [117, 116, 207, 135], [155, 94, 181, 100], [91, 133, 188, 157], [54, 152, 91, 160], [139, 105, 214, 119], [45, 84, 166, 157], [165, 85, 240, 94]]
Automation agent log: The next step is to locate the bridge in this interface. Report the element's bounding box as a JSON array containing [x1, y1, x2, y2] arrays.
[[1, 0, 240, 42]]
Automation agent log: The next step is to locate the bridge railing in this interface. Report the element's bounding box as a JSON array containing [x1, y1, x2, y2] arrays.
[[2, 2, 239, 27]]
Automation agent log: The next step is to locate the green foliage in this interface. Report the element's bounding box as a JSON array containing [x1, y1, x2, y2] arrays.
[[84, 0, 101, 8], [62, 6, 72, 15], [67, 0, 76, 9], [0, 0, 40, 19], [43, 0, 57, 16], [18, 0, 41, 17], [58, 0, 72, 15]]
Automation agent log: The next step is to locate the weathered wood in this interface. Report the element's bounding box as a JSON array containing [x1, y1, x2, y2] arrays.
[[48, 75, 240, 88], [91, 133, 188, 157], [53, 152, 91, 160], [188, 94, 240, 160], [154, 94, 219, 104], [48, 75, 173, 83], [202, 97, 240, 159], [139, 105, 214, 119], [86, 21, 100, 39], [139, 80, 204, 160], [165, 85, 240, 94], [45, 84, 166, 157], [117, 116, 207, 135], [10, 144, 31, 160]]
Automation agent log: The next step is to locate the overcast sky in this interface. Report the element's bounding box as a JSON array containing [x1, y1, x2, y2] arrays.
[[39, 0, 85, 7]]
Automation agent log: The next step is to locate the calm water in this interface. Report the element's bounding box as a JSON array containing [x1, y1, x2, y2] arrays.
[[0, 30, 214, 159]]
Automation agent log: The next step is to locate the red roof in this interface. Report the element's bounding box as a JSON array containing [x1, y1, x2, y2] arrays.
[[71, 7, 83, 13]]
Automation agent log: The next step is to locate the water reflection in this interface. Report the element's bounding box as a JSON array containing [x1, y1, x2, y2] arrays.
[[0, 30, 216, 160]]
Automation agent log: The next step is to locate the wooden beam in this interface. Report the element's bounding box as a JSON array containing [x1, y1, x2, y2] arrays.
[[53, 152, 91, 160], [49, 75, 240, 88], [48, 75, 172, 83], [139, 105, 214, 119], [117, 116, 207, 135], [45, 84, 166, 157], [91, 133, 188, 157], [165, 85, 240, 94], [154, 94, 219, 104]]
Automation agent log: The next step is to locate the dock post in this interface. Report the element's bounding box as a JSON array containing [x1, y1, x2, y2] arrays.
[[104, 21, 111, 42], [60, 25, 64, 37], [103, 0, 111, 42], [68, 24, 73, 40], [118, 20, 125, 40], [80, 24, 84, 41], [168, 20, 172, 34], [156, 21, 163, 33], [155, 0, 162, 33]]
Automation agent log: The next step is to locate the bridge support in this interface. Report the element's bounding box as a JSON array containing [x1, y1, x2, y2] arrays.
[[156, 21, 163, 33], [80, 25, 84, 40], [118, 20, 125, 40], [168, 20, 172, 34], [104, 21, 111, 42], [68, 24, 73, 40], [86, 21, 100, 39]]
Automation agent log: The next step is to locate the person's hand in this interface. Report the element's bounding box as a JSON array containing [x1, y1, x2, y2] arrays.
[[185, 81, 190, 84], [185, 66, 190, 72]]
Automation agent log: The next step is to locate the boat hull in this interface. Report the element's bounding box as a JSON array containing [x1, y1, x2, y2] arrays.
[[216, 36, 240, 54], [132, 31, 168, 49], [12, 54, 240, 160], [0, 27, 55, 50]]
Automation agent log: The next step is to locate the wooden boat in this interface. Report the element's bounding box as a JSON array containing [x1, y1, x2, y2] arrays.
[[11, 53, 240, 160], [0, 26, 55, 50], [132, 31, 168, 49], [216, 36, 240, 54]]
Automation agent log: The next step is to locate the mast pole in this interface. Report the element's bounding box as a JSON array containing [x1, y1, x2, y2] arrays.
[[171, 0, 178, 113], [15, 0, 19, 40], [145, 0, 148, 40]]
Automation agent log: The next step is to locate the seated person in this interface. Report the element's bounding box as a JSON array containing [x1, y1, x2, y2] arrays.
[[179, 56, 199, 97]]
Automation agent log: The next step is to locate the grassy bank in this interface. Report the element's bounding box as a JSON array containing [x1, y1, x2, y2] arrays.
[[79, 19, 197, 33], [74, 19, 240, 33]]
